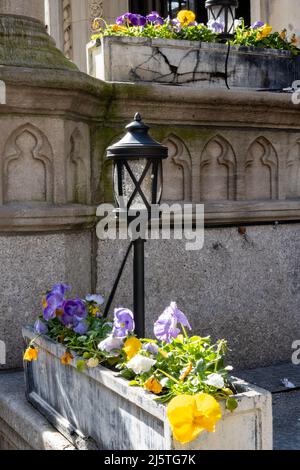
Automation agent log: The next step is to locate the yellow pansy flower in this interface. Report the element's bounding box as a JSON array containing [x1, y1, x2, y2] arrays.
[[291, 34, 298, 45], [124, 337, 142, 360], [280, 30, 287, 40], [257, 24, 272, 40], [112, 24, 127, 32], [177, 10, 196, 27], [61, 351, 74, 366], [167, 393, 222, 444], [144, 377, 163, 395], [92, 307, 100, 317], [24, 346, 38, 362]]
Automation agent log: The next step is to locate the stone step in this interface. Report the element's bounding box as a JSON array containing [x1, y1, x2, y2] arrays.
[[0, 371, 75, 450]]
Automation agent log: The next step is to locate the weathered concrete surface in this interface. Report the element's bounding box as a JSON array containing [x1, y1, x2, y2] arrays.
[[0, 231, 92, 370], [23, 328, 273, 450], [0, 371, 75, 450], [88, 36, 299, 89], [97, 223, 300, 369]]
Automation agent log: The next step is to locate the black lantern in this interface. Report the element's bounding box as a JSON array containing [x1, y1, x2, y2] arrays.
[[205, 0, 238, 37], [106, 113, 168, 337]]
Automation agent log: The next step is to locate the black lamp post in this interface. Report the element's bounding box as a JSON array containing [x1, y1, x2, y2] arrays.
[[205, 0, 239, 38], [106, 113, 168, 337]]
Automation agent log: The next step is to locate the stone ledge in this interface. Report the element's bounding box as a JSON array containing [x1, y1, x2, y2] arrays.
[[0, 203, 97, 232], [0, 371, 75, 450]]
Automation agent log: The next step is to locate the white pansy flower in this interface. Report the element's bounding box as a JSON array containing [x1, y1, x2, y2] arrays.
[[205, 373, 225, 389], [126, 354, 156, 374], [87, 358, 99, 368]]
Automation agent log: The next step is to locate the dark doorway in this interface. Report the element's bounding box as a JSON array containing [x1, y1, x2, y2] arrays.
[[129, 1, 251, 25]]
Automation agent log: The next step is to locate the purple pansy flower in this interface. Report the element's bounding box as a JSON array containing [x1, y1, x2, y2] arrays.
[[146, 11, 164, 25], [154, 302, 191, 343], [116, 13, 132, 25], [51, 283, 71, 296], [143, 342, 159, 355], [86, 294, 104, 306], [171, 18, 182, 32], [129, 14, 147, 27], [113, 308, 135, 338], [74, 321, 89, 335], [98, 335, 124, 354], [251, 20, 264, 30], [207, 19, 225, 33], [61, 299, 87, 327], [43, 291, 64, 321], [34, 319, 48, 335]]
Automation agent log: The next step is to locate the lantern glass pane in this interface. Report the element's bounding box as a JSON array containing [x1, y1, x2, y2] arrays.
[[156, 161, 163, 204], [208, 5, 236, 33], [113, 158, 153, 210]]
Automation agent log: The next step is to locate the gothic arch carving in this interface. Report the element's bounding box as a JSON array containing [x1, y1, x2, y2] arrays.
[[2, 123, 53, 204], [67, 128, 87, 203], [162, 135, 192, 201], [200, 135, 237, 201], [245, 137, 278, 200], [287, 139, 300, 199]]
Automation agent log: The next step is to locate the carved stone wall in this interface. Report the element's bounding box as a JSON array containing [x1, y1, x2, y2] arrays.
[[0, 118, 91, 208]]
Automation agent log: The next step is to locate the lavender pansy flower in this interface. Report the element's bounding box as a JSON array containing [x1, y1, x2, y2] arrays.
[[74, 321, 89, 336], [86, 294, 104, 306], [113, 308, 135, 338], [207, 19, 225, 33], [143, 342, 159, 355], [251, 20, 264, 30], [146, 11, 164, 25], [34, 319, 48, 335], [171, 18, 182, 32], [168, 302, 191, 330], [154, 310, 180, 343], [154, 302, 191, 343], [98, 335, 124, 354]]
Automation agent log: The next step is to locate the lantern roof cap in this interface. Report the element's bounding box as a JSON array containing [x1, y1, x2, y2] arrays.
[[205, 0, 238, 7], [107, 113, 168, 160]]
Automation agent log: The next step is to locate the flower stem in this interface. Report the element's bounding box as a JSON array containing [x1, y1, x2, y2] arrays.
[[157, 369, 180, 384]]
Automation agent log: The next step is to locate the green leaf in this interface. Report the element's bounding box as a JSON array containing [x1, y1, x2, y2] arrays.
[[76, 360, 86, 372], [226, 397, 238, 412], [128, 380, 140, 386]]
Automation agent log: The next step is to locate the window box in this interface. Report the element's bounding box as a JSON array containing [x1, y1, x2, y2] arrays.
[[23, 326, 273, 450]]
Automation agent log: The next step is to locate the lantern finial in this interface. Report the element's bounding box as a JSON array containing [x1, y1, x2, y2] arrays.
[[134, 112, 142, 122]]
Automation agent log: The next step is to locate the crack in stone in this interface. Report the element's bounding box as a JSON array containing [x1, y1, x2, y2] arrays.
[[131, 46, 229, 86]]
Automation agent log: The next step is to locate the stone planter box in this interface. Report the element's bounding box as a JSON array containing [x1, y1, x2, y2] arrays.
[[23, 327, 273, 450], [87, 36, 299, 90]]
